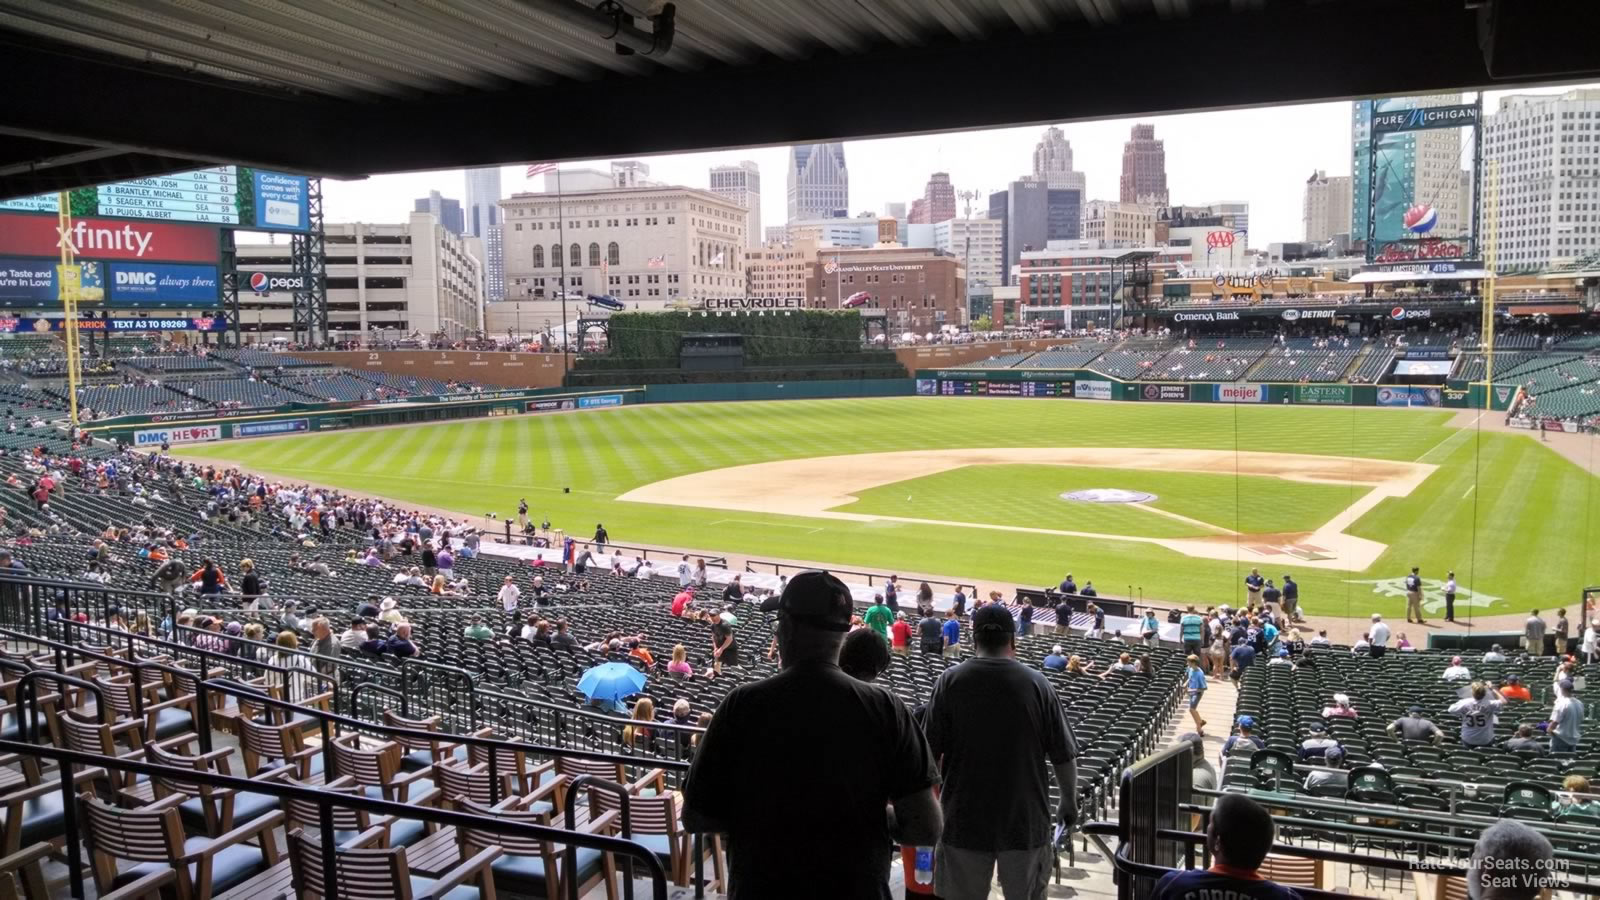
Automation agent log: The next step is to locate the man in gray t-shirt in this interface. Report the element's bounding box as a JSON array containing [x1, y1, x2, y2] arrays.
[[1526, 610, 1547, 656], [1387, 706, 1443, 744], [917, 614, 944, 653]]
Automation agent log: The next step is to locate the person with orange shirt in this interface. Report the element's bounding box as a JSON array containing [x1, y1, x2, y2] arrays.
[[1501, 674, 1532, 702]]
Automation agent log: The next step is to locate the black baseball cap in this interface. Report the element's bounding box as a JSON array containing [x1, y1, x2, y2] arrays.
[[761, 571, 852, 632], [972, 604, 1015, 635]]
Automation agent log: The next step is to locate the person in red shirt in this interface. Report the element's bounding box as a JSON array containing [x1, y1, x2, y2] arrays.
[[890, 612, 913, 655], [672, 587, 694, 617]]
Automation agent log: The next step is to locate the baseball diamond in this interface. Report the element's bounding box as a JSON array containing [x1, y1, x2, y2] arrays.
[[177, 395, 1600, 619]]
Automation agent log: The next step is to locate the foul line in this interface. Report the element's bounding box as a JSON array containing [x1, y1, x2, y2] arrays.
[[1415, 412, 1484, 463], [709, 518, 824, 534]]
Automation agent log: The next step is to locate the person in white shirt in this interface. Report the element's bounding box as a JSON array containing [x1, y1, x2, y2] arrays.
[[497, 576, 521, 613], [1367, 613, 1391, 658], [1310, 630, 1331, 648], [1443, 571, 1459, 623], [1584, 620, 1599, 665], [1448, 681, 1505, 748], [1351, 633, 1371, 655], [676, 555, 691, 587], [1442, 656, 1472, 681], [1483, 644, 1507, 663]]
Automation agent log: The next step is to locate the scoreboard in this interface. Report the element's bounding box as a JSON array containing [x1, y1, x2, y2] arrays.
[[0, 166, 309, 232], [938, 378, 1073, 397]]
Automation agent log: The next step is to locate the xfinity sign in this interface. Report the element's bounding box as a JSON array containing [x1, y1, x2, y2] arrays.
[[1372, 104, 1480, 134]]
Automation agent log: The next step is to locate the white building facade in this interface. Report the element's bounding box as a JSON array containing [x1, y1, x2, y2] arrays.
[[933, 218, 1003, 299], [1484, 88, 1600, 270], [709, 161, 761, 249], [1032, 126, 1087, 195], [464, 166, 504, 301], [1303, 171, 1353, 243], [500, 182, 747, 314], [787, 143, 848, 222], [234, 212, 484, 341]]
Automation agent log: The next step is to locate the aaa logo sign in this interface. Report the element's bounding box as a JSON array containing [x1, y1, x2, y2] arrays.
[[1343, 577, 1501, 614]]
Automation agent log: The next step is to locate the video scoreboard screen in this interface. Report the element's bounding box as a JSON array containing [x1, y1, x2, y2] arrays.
[[938, 379, 1073, 397], [0, 166, 309, 232]]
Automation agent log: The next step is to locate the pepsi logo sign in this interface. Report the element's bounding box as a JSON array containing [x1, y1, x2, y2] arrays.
[[1403, 204, 1438, 235], [242, 272, 306, 293]]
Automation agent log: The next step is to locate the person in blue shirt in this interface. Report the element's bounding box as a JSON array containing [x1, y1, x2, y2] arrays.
[[1280, 575, 1301, 622], [1079, 582, 1097, 598], [1261, 619, 1279, 652], [942, 608, 961, 656], [1043, 645, 1068, 671], [1185, 654, 1208, 734], [950, 587, 967, 617], [1230, 641, 1257, 681], [1140, 610, 1161, 647], [1150, 793, 1303, 900], [1058, 573, 1077, 595], [1244, 569, 1265, 609]]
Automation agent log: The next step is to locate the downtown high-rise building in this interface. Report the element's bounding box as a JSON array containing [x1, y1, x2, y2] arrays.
[[787, 142, 848, 222], [465, 166, 505, 301], [709, 161, 762, 249], [413, 190, 464, 237], [1119, 124, 1168, 206], [1302, 171, 1353, 243], [909, 172, 957, 225], [1032, 126, 1086, 195], [1351, 94, 1464, 254], [1484, 88, 1600, 270], [990, 178, 1081, 284]]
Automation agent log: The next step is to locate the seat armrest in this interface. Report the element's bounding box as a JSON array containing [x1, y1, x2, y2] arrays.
[[96, 868, 175, 900], [418, 845, 502, 900], [581, 809, 620, 835], [194, 810, 285, 859], [628, 768, 667, 796], [0, 841, 52, 873], [521, 776, 562, 809]]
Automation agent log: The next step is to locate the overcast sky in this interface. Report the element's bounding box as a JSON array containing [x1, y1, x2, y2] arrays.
[[323, 85, 1593, 248]]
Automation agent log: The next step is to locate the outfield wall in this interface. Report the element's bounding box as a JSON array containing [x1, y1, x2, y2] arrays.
[[914, 368, 1521, 410]]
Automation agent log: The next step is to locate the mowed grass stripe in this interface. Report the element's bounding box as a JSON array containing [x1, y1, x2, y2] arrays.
[[398, 421, 454, 477], [183, 397, 1590, 615]]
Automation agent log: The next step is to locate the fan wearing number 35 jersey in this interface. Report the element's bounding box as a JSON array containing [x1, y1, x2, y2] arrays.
[[1447, 681, 1506, 747]]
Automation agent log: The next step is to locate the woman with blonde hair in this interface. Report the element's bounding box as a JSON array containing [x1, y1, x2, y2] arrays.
[[429, 574, 446, 595], [667, 644, 693, 677], [273, 629, 318, 702], [623, 697, 656, 751]]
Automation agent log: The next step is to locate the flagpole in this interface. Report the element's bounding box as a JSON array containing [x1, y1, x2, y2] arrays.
[[556, 167, 569, 372]]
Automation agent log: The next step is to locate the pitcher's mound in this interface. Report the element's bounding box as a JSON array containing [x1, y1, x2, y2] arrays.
[[1061, 489, 1156, 504]]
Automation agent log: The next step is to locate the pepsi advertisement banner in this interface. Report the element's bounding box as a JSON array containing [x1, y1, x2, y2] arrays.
[[237, 419, 309, 438], [240, 271, 310, 294], [107, 263, 220, 307]]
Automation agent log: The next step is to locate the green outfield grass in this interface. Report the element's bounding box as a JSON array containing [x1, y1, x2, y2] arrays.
[[174, 397, 1600, 618], [835, 464, 1365, 538]]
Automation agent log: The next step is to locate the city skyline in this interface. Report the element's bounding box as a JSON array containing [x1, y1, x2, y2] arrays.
[[320, 85, 1597, 254]]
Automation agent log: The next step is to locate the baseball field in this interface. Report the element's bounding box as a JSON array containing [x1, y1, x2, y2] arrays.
[[175, 397, 1600, 618]]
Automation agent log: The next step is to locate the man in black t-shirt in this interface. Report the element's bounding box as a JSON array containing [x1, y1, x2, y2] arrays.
[[918, 613, 945, 654], [924, 604, 1077, 900], [684, 571, 942, 900]]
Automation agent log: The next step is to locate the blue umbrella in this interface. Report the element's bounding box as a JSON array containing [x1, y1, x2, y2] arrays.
[[577, 662, 647, 704]]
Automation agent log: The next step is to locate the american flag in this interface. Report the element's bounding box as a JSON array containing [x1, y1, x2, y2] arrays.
[[525, 163, 557, 179], [646, 256, 666, 268]]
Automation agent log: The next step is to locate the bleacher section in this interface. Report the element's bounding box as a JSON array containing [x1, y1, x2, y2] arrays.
[[1143, 338, 1272, 382], [166, 378, 310, 408], [1016, 345, 1110, 369], [955, 351, 1034, 369], [1347, 347, 1396, 384], [1086, 350, 1165, 380], [1249, 341, 1362, 383]]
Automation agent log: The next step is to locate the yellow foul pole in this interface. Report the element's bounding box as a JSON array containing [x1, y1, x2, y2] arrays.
[[56, 193, 82, 426], [1481, 160, 1498, 404]]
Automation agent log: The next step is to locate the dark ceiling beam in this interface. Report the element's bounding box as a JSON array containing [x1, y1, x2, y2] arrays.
[[1, 0, 1597, 200]]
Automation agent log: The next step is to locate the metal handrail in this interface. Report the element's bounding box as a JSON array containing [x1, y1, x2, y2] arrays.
[[0, 734, 672, 900]]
